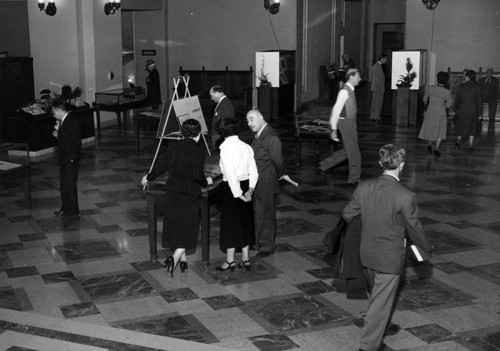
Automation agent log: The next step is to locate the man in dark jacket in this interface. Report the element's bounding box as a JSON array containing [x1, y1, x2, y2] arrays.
[[478, 68, 499, 128], [454, 69, 482, 150], [343, 144, 431, 351], [247, 108, 284, 257], [52, 100, 82, 217], [209, 85, 235, 150]]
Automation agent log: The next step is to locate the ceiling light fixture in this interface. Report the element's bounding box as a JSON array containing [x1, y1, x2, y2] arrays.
[[38, 0, 57, 16], [104, 0, 121, 16], [264, 0, 280, 15], [422, 0, 440, 10]]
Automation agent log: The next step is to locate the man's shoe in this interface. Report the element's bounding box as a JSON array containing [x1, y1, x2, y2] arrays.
[[384, 323, 401, 336], [256, 250, 274, 258], [54, 210, 63, 215], [454, 141, 460, 150]]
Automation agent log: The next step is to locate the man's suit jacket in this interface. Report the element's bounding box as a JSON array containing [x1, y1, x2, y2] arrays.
[[478, 76, 499, 102], [455, 81, 482, 116], [342, 174, 431, 274], [58, 113, 82, 165], [370, 62, 385, 93], [211, 97, 235, 134], [252, 124, 283, 194]]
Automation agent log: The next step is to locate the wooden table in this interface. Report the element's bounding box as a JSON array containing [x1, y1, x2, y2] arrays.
[[144, 155, 223, 264], [294, 114, 335, 166], [0, 142, 31, 207], [132, 111, 161, 154]]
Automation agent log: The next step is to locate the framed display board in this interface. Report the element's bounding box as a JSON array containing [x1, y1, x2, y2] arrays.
[[156, 95, 208, 139], [391, 51, 421, 90]]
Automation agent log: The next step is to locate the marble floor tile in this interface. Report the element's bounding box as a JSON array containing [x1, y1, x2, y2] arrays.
[[1, 113, 500, 350]]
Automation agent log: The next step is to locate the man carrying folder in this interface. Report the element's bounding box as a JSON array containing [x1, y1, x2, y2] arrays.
[[342, 144, 431, 351]]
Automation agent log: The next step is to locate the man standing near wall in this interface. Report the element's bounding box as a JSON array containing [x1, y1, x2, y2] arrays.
[[247, 109, 284, 258], [210, 85, 235, 150], [369, 54, 387, 122], [52, 100, 82, 218]]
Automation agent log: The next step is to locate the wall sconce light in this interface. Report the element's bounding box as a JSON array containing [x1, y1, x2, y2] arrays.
[[128, 77, 135, 88], [264, 0, 280, 15], [38, 0, 57, 16], [104, 0, 121, 16], [422, 0, 440, 10]]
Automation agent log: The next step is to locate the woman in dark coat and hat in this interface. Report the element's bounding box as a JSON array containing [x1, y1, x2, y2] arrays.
[[145, 59, 161, 109]]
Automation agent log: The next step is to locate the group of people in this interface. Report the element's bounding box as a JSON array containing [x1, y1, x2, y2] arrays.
[[141, 106, 285, 276], [49, 60, 495, 351], [419, 67, 498, 154]]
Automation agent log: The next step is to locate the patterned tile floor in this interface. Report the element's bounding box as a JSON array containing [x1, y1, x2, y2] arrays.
[[0, 108, 499, 350]]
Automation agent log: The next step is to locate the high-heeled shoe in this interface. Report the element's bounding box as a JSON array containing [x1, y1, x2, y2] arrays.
[[163, 256, 175, 278], [215, 260, 236, 272], [238, 260, 251, 272], [180, 261, 188, 273], [426, 145, 432, 155]]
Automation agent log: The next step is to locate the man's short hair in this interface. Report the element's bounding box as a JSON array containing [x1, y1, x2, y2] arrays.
[[246, 108, 264, 119], [210, 85, 224, 94], [51, 99, 70, 112], [346, 68, 359, 79], [378, 54, 387, 61], [181, 118, 201, 138], [379, 144, 406, 170]]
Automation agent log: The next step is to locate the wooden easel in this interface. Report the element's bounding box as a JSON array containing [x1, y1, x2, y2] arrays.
[[149, 76, 210, 173]]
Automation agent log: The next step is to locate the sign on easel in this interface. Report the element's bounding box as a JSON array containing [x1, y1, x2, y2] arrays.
[[149, 76, 211, 173]]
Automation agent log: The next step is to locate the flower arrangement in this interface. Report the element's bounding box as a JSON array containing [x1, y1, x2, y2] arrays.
[[39, 85, 85, 110], [257, 55, 271, 86], [396, 57, 417, 88]]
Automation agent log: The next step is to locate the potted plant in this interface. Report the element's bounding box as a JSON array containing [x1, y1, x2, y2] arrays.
[[396, 58, 417, 88], [395, 57, 418, 126]]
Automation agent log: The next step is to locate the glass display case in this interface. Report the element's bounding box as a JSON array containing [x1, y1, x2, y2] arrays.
[[94, 87, 146, 130]]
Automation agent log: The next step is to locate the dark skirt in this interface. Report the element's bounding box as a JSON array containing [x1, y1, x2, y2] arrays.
[[219, 180, 255, 250], [162, 189, 200, 251], [457, 112, 477, 138]]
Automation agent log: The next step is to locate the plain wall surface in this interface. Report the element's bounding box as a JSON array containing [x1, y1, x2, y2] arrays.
[[0, 1, 30, 57], [406, 0, 500, 73], [166, 0, 297, 100]]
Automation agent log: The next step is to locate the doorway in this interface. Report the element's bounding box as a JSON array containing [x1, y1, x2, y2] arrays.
[[373, 23, 404, 116]]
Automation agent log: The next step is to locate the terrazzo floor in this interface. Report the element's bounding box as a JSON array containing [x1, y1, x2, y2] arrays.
[[0, 107, 499, 351]]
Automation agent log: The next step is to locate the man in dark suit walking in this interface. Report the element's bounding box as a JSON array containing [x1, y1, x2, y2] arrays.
[[209, 85, 235, 150], [247, 109, 284, 257], [478, 68, 499, 128], [52, 100, 82, 217], [343, 144, 431, 351], [454, 69, 482, 150]]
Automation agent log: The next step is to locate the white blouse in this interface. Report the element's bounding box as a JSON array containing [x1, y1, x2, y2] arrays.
[[219, 136, 259, 198]]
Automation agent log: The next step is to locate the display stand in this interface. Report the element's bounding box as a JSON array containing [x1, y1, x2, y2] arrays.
[[149, 76, 210, 173]]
